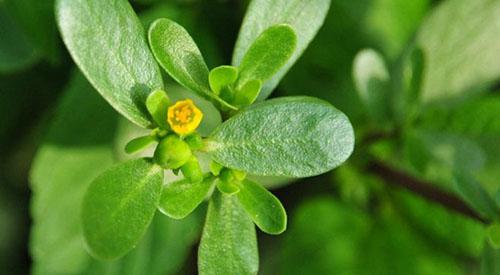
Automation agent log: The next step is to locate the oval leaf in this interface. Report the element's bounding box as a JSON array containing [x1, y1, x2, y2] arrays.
[[198, 191, 258, 275], [148, 18, 236, 110], [236, 179, 287, 234], [205, 96, 355, 177], [209, 65, 239, 94], [236, 24, 297, 89], [82, 158, 164, 260], [232, 0, 331, 100], [158, 175, 215, 219], [56, 0, 164, 127], [417, 0, 500, 104]]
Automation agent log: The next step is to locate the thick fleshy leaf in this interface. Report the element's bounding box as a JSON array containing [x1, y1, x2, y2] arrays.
[[236, 179, 287, 234], [352, 49, 391, 123], [232, 0, 331, 100], [56, 0, 163, 127], [416, 0, 500, 104], [148, 18, 236, 110], [146, 89, 170, 129], [125, 135, 156, 154], [82, 158, 164, 260], [198, 191, 258, 275], [205, 96, 354, 177], [158, 176, 215, 219], [209, 65, 238, 94], [236, 24, 296, 89]]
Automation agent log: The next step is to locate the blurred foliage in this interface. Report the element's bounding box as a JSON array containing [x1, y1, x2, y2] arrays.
[[0, 0, 499, 274]]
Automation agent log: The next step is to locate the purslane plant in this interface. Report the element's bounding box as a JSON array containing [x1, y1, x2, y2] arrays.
[[56, 0, 351, 273]]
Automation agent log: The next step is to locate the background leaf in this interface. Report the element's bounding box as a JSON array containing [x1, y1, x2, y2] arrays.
[[206, 96, 354, 177], [56, 0, 163, 127], [30, 72, 119, 275], [352, 48, 391, 124], [232, 0, 331, 100], [0, 7, 39, 73], [416, 0, 500, 105], [198, 191, 258, 275]]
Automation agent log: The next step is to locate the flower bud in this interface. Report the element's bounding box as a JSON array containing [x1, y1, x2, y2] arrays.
[[185, 133, 203, 150], [154, 135, 191, 169], [181, 155, 203, 183]]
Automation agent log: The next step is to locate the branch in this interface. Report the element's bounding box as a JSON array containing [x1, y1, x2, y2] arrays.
[[367, 161, 489, 224]]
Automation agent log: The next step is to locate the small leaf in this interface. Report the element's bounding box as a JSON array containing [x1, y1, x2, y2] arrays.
[[453, 172, 499, 220], [148, 18, 236, 110], [233, 0, 331, 100], [82, 158, 164, 260], [216, 179, 240, 195], [236, 179, 287, 234], [352, 49, 391, 124], [180, 155, 204, 183], [236, 24, 296, 90], [209, 65, 238, 94], [198, 191, 258, 275], [125, 135, 156, 154], [158, 176, 215, 219], [205, 96, 354, 177], [146, 89, 170, 129], [56, 0, 164, 127], [234, 79, 262, 106]]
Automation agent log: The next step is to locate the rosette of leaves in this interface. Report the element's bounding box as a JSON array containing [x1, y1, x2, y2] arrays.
[[56, 0, 351, 273]]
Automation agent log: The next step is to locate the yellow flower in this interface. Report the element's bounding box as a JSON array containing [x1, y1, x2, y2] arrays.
[[167, 99, 203, 135]]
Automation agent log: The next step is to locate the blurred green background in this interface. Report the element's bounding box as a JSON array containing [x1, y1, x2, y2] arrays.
[[1, 0, 499, 274]]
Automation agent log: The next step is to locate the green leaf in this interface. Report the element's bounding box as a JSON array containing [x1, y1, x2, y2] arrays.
[[3, 0, 59, 64], [481, 243, 500, 275], [159, 176, 214, 219], [216, 179, 240, 195], [236, 179, 287, 234], [82, 158, 164, 260], [125, 135, 157, 154], [0, 7, 39, 73], [453, 172, 499, 220], [148, 18, 236, 110], [209, 65, 238, 94], [146, 90, 170, 129], [352, 49, 391, 124], [233, 79, 262, 106], [205, 96, 354, 177], [416, 0, 500, 104], [393, 47, 425, 123], [233, 0, 331, 100], [56, 0, 163, 127], [488, 223, 500, 249], [30, 72, 119, 274], [198, 191, 258, 275], [236, 24, 297, 89]]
